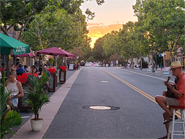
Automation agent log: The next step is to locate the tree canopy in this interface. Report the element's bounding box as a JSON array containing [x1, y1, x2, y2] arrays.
[[92, 0, 185, 67]]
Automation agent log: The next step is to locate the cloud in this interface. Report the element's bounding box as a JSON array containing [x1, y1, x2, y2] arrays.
[[87, 22, 124, 48], [87, 22, 123, 38]]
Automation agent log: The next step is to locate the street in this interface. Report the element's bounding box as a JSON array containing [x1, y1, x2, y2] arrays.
[[42, 67, 174, 139], [2, 1, 185, 139]]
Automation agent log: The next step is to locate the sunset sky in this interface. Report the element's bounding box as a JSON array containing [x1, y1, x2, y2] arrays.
[[80, 0, 138, 48]]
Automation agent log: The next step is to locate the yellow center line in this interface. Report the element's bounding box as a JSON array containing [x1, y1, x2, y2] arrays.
[[100, 68, 181, 118]]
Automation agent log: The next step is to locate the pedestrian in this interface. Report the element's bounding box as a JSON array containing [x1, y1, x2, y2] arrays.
[[16, 64, 25, 76], [155, 61, 185, 139], [5, 71, 24, 107]]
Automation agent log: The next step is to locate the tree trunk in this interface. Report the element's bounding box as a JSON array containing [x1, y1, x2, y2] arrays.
[[131, 55, 134, 69], [17, 15, 33, 40], [0, 25, 9, 36], [125, 59, 128, 68], [151, 53, 155, 72], [34, 113, 39, 120], [140, 56, 142, 70]]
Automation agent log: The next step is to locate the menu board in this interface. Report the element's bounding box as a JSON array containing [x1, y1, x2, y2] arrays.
[[69, 64, 74, 70]]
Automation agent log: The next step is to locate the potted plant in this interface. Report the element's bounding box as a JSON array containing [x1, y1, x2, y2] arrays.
[[0, 72, 22, 138], [25, 71, 50, 131]]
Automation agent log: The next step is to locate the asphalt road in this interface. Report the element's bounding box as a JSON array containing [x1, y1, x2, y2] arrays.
[[42, 67, 179, 139]]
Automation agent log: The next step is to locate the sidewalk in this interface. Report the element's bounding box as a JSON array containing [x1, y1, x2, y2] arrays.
[[9, 69, 80, 139]]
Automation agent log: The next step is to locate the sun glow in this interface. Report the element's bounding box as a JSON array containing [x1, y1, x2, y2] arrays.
[[88, 23, 123, 48], [89, 33, 104, 48]]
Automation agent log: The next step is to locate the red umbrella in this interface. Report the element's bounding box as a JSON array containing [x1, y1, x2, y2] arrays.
[[11, 53, 34, 57], [35, 47, 74, 57]]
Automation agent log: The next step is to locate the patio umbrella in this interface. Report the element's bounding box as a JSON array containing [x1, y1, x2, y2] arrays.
[[62, 49, 74, 58], [0, 33, 30, 55], [11, 53, 34, 58], [35, 47, 74, 57]]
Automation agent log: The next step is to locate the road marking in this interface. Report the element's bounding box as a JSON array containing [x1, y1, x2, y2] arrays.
[[120, 69, 174, 83], [90, 106, 111, 110], [100, 81, 109, 83], [21, 116, 30, 119], [100, 68, 181, 118]]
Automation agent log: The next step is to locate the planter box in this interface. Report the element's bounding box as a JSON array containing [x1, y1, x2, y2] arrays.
[[59, 69, 66, 84]]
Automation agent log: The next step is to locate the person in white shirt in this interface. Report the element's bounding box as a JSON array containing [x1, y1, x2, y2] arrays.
[[5, 71, 24, 107]]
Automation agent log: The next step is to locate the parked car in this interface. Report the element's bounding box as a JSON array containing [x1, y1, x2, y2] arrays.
[[80, 60, 85, 66]]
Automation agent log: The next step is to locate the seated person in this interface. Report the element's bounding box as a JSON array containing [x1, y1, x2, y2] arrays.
[[43, 66, 51, 91], [30, 65, 39, 75], [24, 65, 29, 72], [5, 71, 24, 108], [11, 64, 17, 72], [155, 61, 185, 139], [16, 64, 25, 76], [0, 63, 5, 76]]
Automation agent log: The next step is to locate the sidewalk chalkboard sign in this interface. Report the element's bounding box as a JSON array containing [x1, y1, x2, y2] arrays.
[[69, 64, 74, 70]]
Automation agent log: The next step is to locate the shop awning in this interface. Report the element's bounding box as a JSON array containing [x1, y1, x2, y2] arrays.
[[11, 53, 34, 57], [0, 33, 30, 55]]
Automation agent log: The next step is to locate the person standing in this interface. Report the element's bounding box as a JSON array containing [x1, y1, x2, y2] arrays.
[[5, 71, 24, 107], [155, 61, 185, 139]]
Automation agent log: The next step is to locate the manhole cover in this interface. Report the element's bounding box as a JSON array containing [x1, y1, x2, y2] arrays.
[[90, 106, 111, 110], [100, 81, 109, 83], [82, 105, 120, 110]]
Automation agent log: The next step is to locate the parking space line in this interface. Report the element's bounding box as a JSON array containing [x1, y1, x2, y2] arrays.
[[100, 68, 181, 118]]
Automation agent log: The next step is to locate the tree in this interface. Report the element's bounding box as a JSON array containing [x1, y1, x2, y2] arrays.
[[81, 36, 92, 61], [93, 37, 108, 62], [21, 6, 89, 51], [71, 47, 84, 60], [0, 0, 58, 39], [117, 21, 138, 68], [0, 0, 105, 39], [102, 31, 119, 58], [133, 0, 185, 62], [134, 21, 149, 70]]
